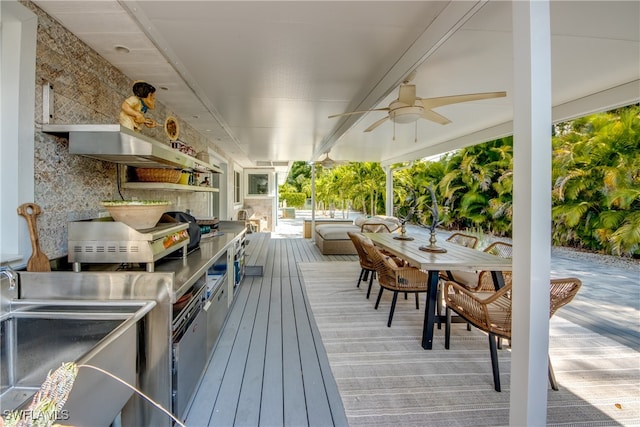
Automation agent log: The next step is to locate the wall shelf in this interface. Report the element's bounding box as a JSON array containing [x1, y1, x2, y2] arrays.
[[42, 124, 223, 174], [122, 182, 220, 192]]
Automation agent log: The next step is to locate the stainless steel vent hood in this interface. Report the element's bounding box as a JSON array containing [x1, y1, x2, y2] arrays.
[[42, 124, 222, 173]]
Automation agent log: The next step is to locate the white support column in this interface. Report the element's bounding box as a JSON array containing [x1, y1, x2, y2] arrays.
[[384, 165, 393, 217], [510, 1, 552, 425], [311, 163, 316, 242]]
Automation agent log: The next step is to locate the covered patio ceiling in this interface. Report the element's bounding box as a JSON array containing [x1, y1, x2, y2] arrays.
[[33, 1, 639, 170]]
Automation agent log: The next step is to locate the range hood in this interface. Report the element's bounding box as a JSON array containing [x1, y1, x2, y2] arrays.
[[42, 124, 222, 173]]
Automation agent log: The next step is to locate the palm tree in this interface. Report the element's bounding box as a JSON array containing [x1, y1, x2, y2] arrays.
[[552, 105, 640, 255]]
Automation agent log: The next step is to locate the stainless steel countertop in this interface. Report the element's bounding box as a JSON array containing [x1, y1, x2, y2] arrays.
[[154, 221, 245, 300], [55, 221, 246, 302]]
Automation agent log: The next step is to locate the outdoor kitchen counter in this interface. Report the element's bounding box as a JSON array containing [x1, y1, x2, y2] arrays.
[[66, 220, 246, 302], [17, 220, 247, 426], [153, 221, 246, 302]]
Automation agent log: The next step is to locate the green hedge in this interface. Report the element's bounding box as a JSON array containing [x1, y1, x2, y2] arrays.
[[279, 192, 306, 208]]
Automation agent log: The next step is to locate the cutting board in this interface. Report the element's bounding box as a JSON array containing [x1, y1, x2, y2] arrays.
[[17, 203, 51, 272]]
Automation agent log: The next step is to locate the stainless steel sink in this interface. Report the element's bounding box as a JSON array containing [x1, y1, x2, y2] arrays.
[[0, 299, 155, 426]]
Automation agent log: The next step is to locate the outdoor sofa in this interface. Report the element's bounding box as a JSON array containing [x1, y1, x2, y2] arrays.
[[314, 215, 401, 255]]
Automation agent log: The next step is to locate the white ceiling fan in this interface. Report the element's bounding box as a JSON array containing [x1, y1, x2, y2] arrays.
[[329, 75, 506, 133], [317, 152, 346, 169]]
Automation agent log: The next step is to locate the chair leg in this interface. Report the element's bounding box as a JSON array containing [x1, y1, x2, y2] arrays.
[[445, 307, 452, 349], [437, 282, 443, 329], [387, 291, 399, 327], [548, 355, 559, 391], [357, 268, 365, 287], [366, 270, 375, 299], [488, 333, 501, 392], [374, 287, 384, 309], [415, 292, 419, 310], [404, 292, 408, 300]]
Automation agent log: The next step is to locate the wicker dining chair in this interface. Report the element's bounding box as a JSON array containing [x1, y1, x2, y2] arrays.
[[361, 238, 428, 327], [449, 241, 513, 293], [444, 277, 582, 392], [548, 277, 582, 390], [446, 232, 479, 249], [438, 232, 480, 282], [436, 232, 482, 326], [347, 231, 377, 298]]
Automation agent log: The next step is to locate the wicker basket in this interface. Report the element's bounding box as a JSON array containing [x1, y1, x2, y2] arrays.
[[135, 168, 181, 183]]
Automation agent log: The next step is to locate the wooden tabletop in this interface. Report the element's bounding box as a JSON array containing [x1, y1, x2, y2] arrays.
[[363, 232, 512, 272]]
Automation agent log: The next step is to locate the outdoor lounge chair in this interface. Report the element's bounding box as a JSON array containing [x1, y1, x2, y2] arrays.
[[444, 277, 582, 391]]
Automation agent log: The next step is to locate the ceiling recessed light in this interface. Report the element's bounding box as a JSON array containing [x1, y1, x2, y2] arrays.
[[159, 86, 169, 91], [114, 45, 130, 54], [192, 115, 200, 119]]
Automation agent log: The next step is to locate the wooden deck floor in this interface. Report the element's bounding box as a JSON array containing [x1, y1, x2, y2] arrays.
[[184, 231, 639, 426], [184, 237, 356, 427]]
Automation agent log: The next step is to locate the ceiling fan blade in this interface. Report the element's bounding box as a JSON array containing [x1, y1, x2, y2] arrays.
[[422, 109, 451, 125], [398, 84, 416, 105], [420, 91, 507, 108], [328, 108, 389, 119], [364, 116, 389, 132]]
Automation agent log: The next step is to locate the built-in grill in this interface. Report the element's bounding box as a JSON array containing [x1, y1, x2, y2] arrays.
[[68, 220, 190, 272]]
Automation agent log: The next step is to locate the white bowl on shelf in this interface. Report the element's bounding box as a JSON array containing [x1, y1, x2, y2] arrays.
[[101, 200, 171, 229]]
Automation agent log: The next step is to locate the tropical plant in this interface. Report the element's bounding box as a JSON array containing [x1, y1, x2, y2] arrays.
[[282, 105, 639, 257], [552, 105, 640, 255]]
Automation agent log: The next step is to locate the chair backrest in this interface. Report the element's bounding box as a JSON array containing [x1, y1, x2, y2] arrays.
[[447, 277, 580, 339], [360, 237, 397, 287], [347, 231, 375, 270], [361, 222, 393, 233], [549, 278, 582, 318], [445, 280, 513, 337], [361, 239, 428, 292], [238, 209, 249, 221], [477, 270, 512, 292], [473, 242, 512, 292], [446, 232, 479, 249], [484, 241, 512, 258]]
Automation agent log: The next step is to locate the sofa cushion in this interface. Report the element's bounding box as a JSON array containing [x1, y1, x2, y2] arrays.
[[315, 224, 360, 240], [449, 270, 480, 289]]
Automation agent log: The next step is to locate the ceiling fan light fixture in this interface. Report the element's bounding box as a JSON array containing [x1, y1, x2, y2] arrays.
[[321, 158, 335, 168], [320, 153, 336, 169], [389, 105, 424, 123]]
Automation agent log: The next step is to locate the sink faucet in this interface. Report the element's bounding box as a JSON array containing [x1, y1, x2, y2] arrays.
[[0, 266, 17, 290]]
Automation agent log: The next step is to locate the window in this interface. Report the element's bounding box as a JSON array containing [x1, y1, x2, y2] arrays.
[[248, 173, 269, 195], [234, 170, 241, 203], [244, 169, 274, 198]]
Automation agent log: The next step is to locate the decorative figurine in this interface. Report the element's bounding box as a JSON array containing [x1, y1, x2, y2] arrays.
[[417, 185, 447, 253], [394, 188, 418, 241], [119, 81, 158, 131]]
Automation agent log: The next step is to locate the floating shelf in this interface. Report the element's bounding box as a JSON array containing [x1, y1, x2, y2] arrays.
[[122, 182, 220, 192], [42, 124, 222, 174]]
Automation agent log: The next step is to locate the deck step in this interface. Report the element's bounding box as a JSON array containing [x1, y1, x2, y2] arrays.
[[245, 232, 271, 276]]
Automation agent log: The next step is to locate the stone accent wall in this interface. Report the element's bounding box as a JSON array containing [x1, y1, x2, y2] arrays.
[[25, 1, 232, 259]]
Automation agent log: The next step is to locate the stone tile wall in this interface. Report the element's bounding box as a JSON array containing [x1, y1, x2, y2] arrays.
[[25, 1, 232, 260]]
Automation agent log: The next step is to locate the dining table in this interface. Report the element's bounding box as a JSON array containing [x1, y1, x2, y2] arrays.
[[363, 232, 512, 349]]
